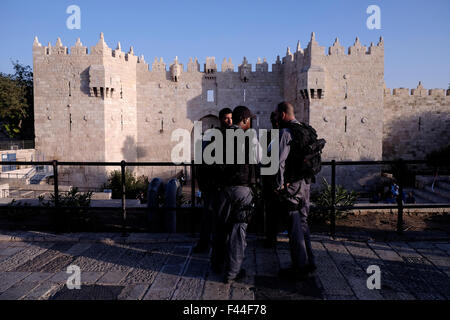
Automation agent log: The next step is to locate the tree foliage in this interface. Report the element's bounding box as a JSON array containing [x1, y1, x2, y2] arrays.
[[0, 61, 34, 138]]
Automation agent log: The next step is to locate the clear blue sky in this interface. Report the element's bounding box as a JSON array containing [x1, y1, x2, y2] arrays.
[[1, 0, 449, 89]]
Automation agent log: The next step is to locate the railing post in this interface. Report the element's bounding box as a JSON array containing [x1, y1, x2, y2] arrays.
[[330, 160, 336, 237], [191, 160, 196, 236], [121, 160, 127, 237], [396, 159, 404, 235], [52, 160, 59, 232], [53, 160, 59, 207]]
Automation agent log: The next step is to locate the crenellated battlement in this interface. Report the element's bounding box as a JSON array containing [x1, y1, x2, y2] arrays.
[[282, 33, 384, 66], [33, 33, 284, 74], [384, 82, 450, 97], [33, 33, 144, 65]]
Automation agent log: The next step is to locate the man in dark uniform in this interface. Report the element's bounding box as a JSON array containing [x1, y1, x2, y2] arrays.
[[275, 101, 316, 280], [211, 106, 257, 283], [194, 108, 233, 253]]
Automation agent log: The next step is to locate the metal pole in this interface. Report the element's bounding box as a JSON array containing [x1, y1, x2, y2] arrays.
[[53, 160, 59, 232], [330, 160, 336, 237], [53, 160, 59, 207], [397, 159, 404, 235], [191, 160, 196, 236], [121, 160, 127, 237]]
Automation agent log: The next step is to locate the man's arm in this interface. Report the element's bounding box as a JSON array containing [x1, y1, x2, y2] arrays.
[[275, 128, 291, 190]]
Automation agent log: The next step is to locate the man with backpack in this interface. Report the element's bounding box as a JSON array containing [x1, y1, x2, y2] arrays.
[[275, 101, 325, 280]]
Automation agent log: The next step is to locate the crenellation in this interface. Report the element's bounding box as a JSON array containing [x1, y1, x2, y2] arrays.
[[255, 57, 268, 72], [205, 57, 217, 74], [221, 58, 234, 72], [152, 57, 166, 72], [347, 37, 366, 55], [392, 88, 410, 96], [70, 38, 88, 55], [428, 89, 445, 97], [328, 38, 345, 55], [187, 57, 200, 72]]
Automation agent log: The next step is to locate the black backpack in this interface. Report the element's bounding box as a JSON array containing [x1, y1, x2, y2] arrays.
[[284, 122, 326, 183]]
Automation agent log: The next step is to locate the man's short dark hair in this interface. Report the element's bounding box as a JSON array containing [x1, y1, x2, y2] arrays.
[[232, 105, 256, 124], [277, 101, 294, 115], [219, 108, 233, 120]]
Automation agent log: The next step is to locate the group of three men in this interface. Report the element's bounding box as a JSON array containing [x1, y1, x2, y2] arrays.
[[195, 102, 316, 283]]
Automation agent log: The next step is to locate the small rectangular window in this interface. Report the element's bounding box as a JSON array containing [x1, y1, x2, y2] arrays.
[[207, 90, 214, 102]]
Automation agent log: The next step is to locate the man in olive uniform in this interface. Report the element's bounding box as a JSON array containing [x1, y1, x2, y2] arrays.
[[211, 106, 258, 283]]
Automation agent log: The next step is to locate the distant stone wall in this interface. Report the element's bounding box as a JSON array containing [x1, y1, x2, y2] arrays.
[[383, 83, 450, 160]]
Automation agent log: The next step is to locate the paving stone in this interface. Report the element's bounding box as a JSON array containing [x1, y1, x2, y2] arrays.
[[97, 271, 129, 284], [0, 281, 40, 300], [369, 242, 443, 300], [81, 272, 105, 284], [48, 271, 70, 284], [118, 283, 150, 300], [77, 245, 129, 272], [0, 242, 11, 248], [0, 243, 53, 272], [322, 240, 382, 300], [15, 243, 73, 272], [65, 243, 93, 256], [68, 243, 112, 272], [434, 243, 450, 255], [171, 256, 210, 300], [408, 242, 450, 277], [120, 245, 173, 285], [343, 241, 413, 299], [255, 245, 278, 277], [49, 284, 125, 300], [229, 282, 254, 300], [22, 282, 61, 300], [126, 233, 170, 243], [39, 253, 77, 273], [4, 242, 31, 247], [388, 242, 450, 299], [0, 272, 30, 293], [201, 271, 231, 300], [0, 247, 24, 256], [310, 241, 354, 297], [22, 272, 53, 283], [143, 263, 187, 300]]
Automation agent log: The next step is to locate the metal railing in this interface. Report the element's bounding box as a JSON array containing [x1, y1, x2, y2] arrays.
[[0, 140, 35, 151], [0, 159, 449, 236]]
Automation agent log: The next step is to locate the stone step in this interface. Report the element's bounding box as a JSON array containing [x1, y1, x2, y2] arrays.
[[424, 185, 450, 201], [412, 188, 450, 204]]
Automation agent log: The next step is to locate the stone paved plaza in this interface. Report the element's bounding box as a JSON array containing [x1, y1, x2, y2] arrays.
[[0, 231, 449, 300]]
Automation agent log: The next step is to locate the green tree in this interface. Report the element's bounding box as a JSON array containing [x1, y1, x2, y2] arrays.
[[0, 61, 34, 138]]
